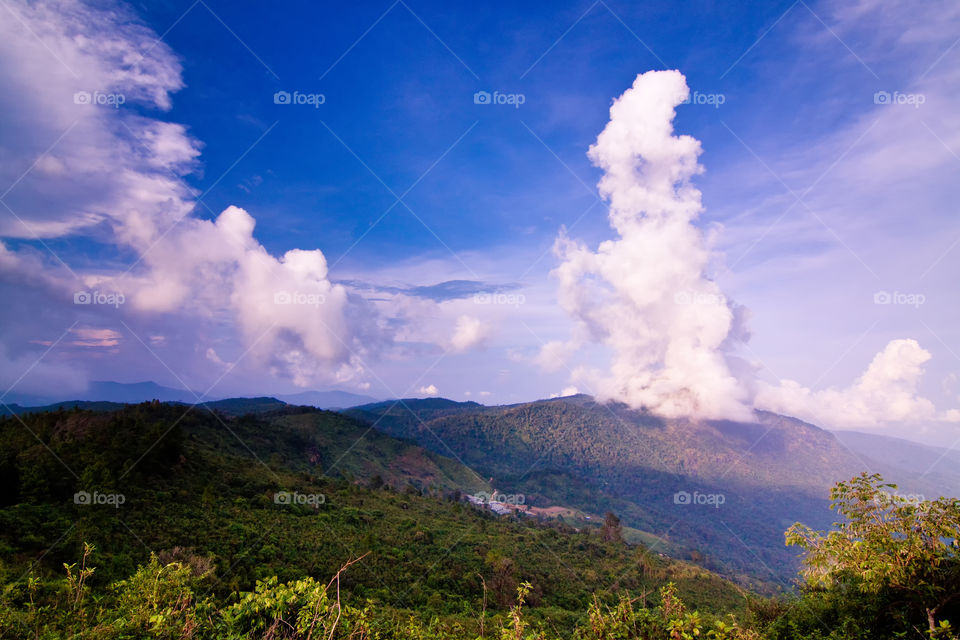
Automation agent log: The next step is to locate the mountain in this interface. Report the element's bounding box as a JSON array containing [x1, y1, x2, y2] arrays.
[[0, 402, 749, 622], [1, 383, 377, 412], [88, 380, 204, 403], [9, 392, 951, 594], [0, 400, 128, 416], [199, 396, 290, 415], [346, 395, 946, 590], [1, 380, 203, 406], [0, 396, 290, 417], [832, 430, 960, 499], [274, 389, 378, 409], [0, 394, 367, 419]]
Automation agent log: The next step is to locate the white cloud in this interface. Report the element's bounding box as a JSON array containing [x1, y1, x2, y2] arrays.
[[205, 348, 228, 367], [116, 205, 380, 386], [449, 315, 489, 353], [703, 0, 960, 436], [417, 384, 439, 396], [542, 70, 752, 421], [756, 339, 960, 429], [0, 0, 197, 242], [0, 0, 388, 391], [536, 338, 580, 371]]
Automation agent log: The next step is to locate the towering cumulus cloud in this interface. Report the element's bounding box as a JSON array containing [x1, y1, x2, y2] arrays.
[[542, 70, 751, 420]]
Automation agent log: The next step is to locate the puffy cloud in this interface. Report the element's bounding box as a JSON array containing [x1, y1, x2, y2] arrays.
[[542, 70, 752, 420], [536, 337, 580, 371], [0, 0, 197, 243], [0, 0, 387, 391], [705, 0, 960, 435], [417, 384, 439, 396], [756, 339, 960, 429], [449, 315, 489, 353], [111, 205, 382, 386]]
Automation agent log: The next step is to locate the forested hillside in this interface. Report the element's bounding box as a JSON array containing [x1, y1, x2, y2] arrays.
[[1, 403, 958, 639], [347, 395, 950, 587], [0, 403, 748, 634]]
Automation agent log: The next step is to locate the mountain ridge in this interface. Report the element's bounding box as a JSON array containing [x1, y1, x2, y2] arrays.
[[345, 395, 959, 588], [5, 392, 956, 591], [0, 401, 751, 622], [1, 381, 378, 410]]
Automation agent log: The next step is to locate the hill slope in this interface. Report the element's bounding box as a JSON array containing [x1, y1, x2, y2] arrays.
[[832, 430, 960, 499], [346, 395, 934, 588], [0, 402, 749, 626]]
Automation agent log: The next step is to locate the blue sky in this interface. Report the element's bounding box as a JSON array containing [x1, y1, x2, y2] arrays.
[[1, 0, 959, 444]]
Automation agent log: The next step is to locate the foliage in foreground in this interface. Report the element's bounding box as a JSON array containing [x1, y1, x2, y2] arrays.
[[1, 400, 958, 639], [1, 547, 761, 640], [783, 473, 960, 638], [0, 405, 747, 616], [3, 473, 959, 640]]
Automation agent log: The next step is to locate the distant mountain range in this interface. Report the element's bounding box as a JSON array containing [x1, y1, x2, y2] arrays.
[[0, 381, 377, 411], [1, 380, 198, 406], [832, 429, 960, 497], [272, 389, 379, 408]]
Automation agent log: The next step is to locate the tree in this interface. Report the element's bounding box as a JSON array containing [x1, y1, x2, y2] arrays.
[[602, 511, 624, 543], [786, 473, 960, 634], [484, 550, 518, 608]]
